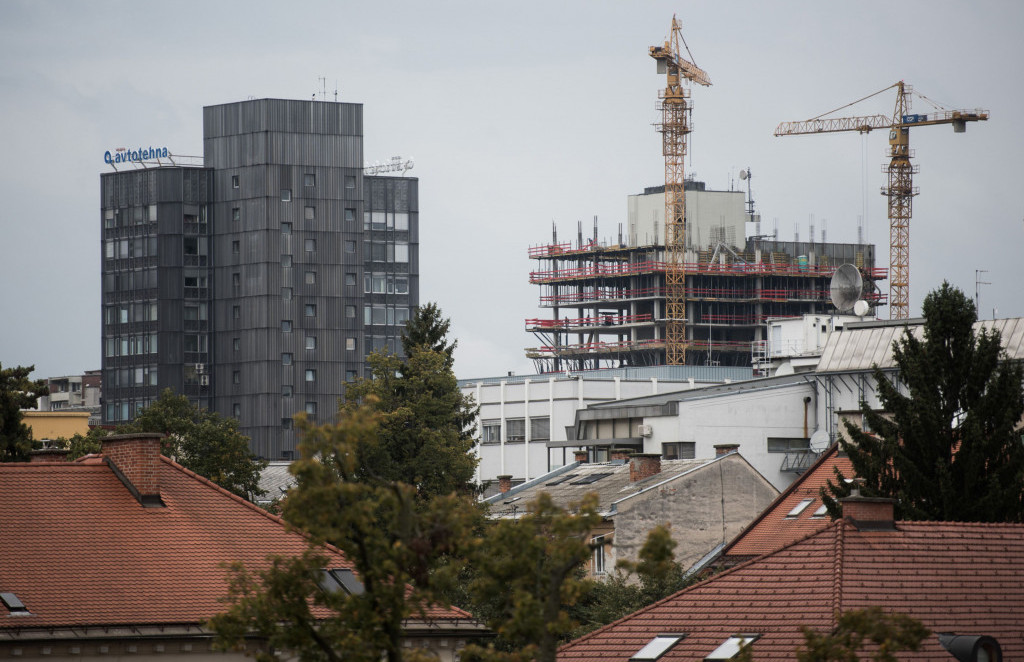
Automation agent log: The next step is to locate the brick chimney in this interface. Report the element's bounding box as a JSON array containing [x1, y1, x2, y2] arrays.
[[102, 433, 165, 507], [29, 447, 70, 463], [573, 450, 588, 464], [497, 475, 513, 494], [714, 443, 740, 457], [840, 495, 895, 530], [629, 453, 661, 482], [609, 447, 631, 463]]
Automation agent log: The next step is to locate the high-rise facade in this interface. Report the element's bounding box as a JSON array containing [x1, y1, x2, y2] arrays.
[[101, 99, 418, 458]]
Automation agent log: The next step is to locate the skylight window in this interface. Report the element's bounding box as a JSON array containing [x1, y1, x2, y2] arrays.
[[0, 592, 29, 616], [319, 568, 365, 596], [811, 503, 829, 518], [632, 634, 686, 661], [545, 473, 579, 486], [570, 472, 613, 486], [705, 634, 760, 660], [786, 498, 815, 518], [503, 496, 523, 505]]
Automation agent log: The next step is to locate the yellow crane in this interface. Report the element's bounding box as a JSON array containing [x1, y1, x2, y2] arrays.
[[776, 81, 988, 320], [650, 15, 711, 364]]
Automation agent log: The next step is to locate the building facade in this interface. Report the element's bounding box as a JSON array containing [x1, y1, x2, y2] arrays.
[[101, 99, 418, 458]]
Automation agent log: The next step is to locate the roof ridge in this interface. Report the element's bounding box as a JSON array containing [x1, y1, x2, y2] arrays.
[[831, 518, 845, 628]]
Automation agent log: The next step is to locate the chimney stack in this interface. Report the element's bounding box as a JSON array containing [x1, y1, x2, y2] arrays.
[[609, 447, 631, 463], [102, 433, 165, 507], [840, 494, 896, 530], [714, 443, 740, 457], [497, 475, 513, 494], [573, 450, 588, 464], [629, 453, 661, 482], [29, 447, 70, 463]]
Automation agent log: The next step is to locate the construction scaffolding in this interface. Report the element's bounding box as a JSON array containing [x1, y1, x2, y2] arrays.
[[525, 228, 886, 372]]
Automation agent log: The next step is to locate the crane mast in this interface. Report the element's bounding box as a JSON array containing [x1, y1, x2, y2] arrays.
[[650, 16, 710, 364], [775, 82, 987, 320]]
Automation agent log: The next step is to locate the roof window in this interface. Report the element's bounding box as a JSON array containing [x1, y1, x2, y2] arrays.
[[545, 474, 579, 486], [0, 592, 30, 616], [811, 503, 829, 518], [786, 498, 815, 518], [632, 634, 686, 661], [570, 472, 613, 486], [319, 568, 365, 596], [706, 634, 760, 660]]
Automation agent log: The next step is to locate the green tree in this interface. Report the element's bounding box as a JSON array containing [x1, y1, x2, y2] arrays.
[[59, 427, 109, 460], [210, 404, 479, 662], [0, 363, 48, 462], [823, 282, 1024, 521], [463, 493, 602, 662], [795, 607, 930, 662], [346, 304, 478, 499], [125, 388, 266, 499]]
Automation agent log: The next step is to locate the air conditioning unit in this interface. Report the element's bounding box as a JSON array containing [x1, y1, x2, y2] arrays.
[[195, 363, 205, 375], [199, 375, 210, 386], [637, 424, 653, 437]]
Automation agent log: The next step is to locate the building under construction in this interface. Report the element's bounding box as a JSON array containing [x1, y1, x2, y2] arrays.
[[525, 181, 887, 372]]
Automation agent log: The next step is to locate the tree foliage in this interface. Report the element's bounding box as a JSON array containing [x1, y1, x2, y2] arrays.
[[345, 304, 478, 499], [0, 363, 48, 462], [59, 427, 109, 460], [124, 388, 266, 499], [210, 404, 480, 662], [462, 493, 602, 662], [824, 283, 1024, 522], [796, 607, 930, 662]]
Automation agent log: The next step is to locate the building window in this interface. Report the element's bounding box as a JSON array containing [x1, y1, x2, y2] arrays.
[[345, 370, 357, 382], [281, 189, 292, 202], [304, 173, 315, 187], [281, 222, 292, 235], [304, 206, 315, 221], [233, 403, 241, 417], [282, 320, 293, 332], [232, 272, 241, 289], [344, 208, 355, 223], [506, 419, 526, 443], [281, 254, 292, 267], [395, 212, 409, 231], [282, 287, 293, 300], [282, 353, 293, 365], [344, 240, 356, 253], [345, 305, 356, 318], [482, 420, 501, 444], [592, 535, 606, 575], [305, 401, 317, 415], [233, 305, 240, 319], [305, 271, 316, 285], [232, 207, 240, 222], [305, 369, 316, 382], [231, 175, 239, 189], [232, 240, 240, 254], [232, 337, 240, 351], [282, 384, 293, 397], [346, 337, 356, 351], [304, 238, 316, 252], [282, 417, 293, 430], [304, 304, 316, 317], [786, 498, 816, 518], [305, 336, 316, 350], [345, 175, 356, 189], [663, 442, 696, 460], [531, 417, 551, 441], [345, 273, 356, 287], [767, 437, 811, 453], [394, 242, 409, 263], [232, 370, 241, 384]]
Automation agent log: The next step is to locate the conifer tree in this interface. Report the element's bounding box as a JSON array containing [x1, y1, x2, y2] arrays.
[[823, 282, 1024, 521], [0, 364, 48, 462]]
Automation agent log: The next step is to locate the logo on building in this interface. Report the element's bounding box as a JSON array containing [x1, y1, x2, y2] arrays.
[[104, 146, 170, 166], [364, 155, 415, 176]]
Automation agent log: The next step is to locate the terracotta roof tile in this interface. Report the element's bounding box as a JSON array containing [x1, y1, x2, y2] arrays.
[[559, 518, 1024, 661], [0, 457, 470, 628]]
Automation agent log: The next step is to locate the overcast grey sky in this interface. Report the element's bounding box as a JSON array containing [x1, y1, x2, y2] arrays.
[[1, 0, 1021, 381]]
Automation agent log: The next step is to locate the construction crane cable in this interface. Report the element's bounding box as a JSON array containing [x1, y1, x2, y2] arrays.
[[809, 83, 897, 121]]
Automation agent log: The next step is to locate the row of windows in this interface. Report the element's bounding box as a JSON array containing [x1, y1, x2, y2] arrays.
[[104, 334, 158, 358], [103, 269, 157, 293], [105, 302, 158, 325], [232, 205, 358, 226], [231, 401, 321, 420], [105, 236, 158, 260], [364, 273, 410, 295], [365, 241, 410, 263], [364, 305, 410, 327], [106, 399, 155, 422], [363, 211, 410, 231], [481, 418, 551, 444], [103, 205, 158, 229], [106, 366, 158, 388]]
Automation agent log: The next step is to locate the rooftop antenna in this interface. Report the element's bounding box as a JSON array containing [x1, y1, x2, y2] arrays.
[[829, 264, 865, 314], [821, 218, 827, 243], [975, 269, 990, 316], [738, 167, 754, 221], [334, 79, 339, 102]]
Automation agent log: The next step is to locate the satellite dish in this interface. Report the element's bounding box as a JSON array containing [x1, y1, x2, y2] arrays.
[[739, 169, 748, 180], [829, 264, 863, 313], [809, 429, 830, 452], [853, 300, 870, 317]]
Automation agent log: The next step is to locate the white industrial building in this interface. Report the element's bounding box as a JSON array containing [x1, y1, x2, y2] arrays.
[[459, 365, 752, 486]]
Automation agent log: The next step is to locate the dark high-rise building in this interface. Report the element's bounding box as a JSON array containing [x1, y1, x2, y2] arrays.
[[101, 99, 418, 458]]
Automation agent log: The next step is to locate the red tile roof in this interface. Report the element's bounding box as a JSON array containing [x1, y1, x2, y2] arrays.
[[723, 445, 852, 558], [0, 456, 471, 629], [559, 517, 1024, 661]]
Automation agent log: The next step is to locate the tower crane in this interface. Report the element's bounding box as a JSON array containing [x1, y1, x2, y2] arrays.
[[650, 15, 711, 364], [775, 81, 988, 320]]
